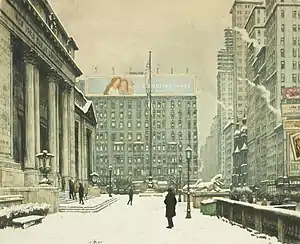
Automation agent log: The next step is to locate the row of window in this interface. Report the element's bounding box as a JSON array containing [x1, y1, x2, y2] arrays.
[[97, 143, 198, 153], [96, 168, 199, 176], [97, 108, 196, 120], [98, 119, 197, 130], [96, 156, 198, 165], [96, 130, 198, 142], [95, 99, 197, 110], [280, 10, 300, 19]]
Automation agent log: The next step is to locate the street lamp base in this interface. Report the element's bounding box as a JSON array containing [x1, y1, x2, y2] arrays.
[[185, 211, 192, 219]]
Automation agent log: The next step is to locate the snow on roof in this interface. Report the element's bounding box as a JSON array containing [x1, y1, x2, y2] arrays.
[[74, 86, 97, 122]]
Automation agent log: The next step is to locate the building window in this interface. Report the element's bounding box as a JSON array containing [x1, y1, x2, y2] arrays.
[[293, 74, 297, 83], [293, 61, 297, 70], [128, 121, 132, 128], [111, 101, 115, 109], [281, 24, 285, 32], [111, 133, 116, 141], [293, 24, 297, 32], [120, 101, 124, 108], [280, 49, 284, 57], [128, 101, 132, 109], [128, 111, 132, 118], [293, 11, 297, 18], [293, 49, 297, 57], [120, 133, 124, 141], [281, 61, 285, 69], [111, 121, 116, 128], [119, 121, 124, 128], [281, 10, 284, 18], [281, 73, 285, 83], [137, 133, 142, 141], [128, 133, 132, 140], [137, 121, 141, 128], [120, 112, 124, 119], [171, 121, 175, 128], [145, 120, 149, 128], [280, 37, 284, 45]]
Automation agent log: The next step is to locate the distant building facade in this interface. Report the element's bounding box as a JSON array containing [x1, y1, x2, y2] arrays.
[[78, 74, 199, 185], [223, 118, 235, 187], [202, 116, 219, 182]]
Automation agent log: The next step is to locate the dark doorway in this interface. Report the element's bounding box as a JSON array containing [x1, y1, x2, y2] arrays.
[[86, 129, 91, 182]]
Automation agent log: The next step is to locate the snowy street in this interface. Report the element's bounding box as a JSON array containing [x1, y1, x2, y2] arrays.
[[0, 195, 277, 244]]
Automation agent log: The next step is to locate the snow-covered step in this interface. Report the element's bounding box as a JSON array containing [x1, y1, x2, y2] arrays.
[[59, 197, 118, 213]]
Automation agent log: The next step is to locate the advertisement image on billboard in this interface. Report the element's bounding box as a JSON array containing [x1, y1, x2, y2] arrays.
[[85, 74, 197, 96]]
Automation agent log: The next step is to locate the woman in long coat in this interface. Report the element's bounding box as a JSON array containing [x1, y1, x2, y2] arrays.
[[164, 188, 177, 229]]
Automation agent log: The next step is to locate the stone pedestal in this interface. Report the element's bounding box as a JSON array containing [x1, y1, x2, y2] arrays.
[[191, 191, 230, 208], [0, 186, 60, 213], [24, 169, 39, 187], [89, 186, 101, 197]]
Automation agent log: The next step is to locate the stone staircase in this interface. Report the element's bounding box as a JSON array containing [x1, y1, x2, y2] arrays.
[[58, 196, 118, 213]]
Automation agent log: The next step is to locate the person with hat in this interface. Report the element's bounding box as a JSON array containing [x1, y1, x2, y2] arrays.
[[164, 188, 177, 229]]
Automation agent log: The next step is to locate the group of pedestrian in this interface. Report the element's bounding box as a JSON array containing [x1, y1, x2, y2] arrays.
[[126, 187, 177, 229], [68, 178, 87, 205]]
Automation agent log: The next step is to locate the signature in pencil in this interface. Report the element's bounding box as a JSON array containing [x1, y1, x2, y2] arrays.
[[89, 240, 103, 244]]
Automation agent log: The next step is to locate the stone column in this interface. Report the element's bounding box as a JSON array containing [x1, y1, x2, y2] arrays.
[[82, 121, 87, 184], [47, 71, 57, 186], [34, 64, 40, 168], [77, 120, 82, 180], [68, 88, 76, 179], [23, 49, 38, 186], [62, 82, 71, 186], [55, 83, 60, 185]]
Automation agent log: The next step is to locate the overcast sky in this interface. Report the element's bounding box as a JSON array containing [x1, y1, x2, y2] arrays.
[[49, 0, 234, 144]]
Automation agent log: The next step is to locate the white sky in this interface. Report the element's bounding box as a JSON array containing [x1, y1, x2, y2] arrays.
[[49, 0, 234, 143]]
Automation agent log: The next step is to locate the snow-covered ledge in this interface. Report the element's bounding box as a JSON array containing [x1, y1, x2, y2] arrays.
[[214, 197, 300, 243]]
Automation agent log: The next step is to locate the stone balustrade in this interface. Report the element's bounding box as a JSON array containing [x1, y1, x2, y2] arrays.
[[215, 197, 300, 243]]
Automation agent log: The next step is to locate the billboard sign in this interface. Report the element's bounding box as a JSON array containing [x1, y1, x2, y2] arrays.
[[281, 104, 300, 117], [84, 74, 197, 96], [282, 87, 300, 99], [283, 120, 300, 130]]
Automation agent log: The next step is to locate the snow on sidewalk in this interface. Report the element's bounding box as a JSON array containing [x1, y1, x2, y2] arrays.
[[0, 195, 280, 244], [59, 194, 114, 207]]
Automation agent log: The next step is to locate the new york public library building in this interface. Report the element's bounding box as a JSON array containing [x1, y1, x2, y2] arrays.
[[0, 0, 97, 212]]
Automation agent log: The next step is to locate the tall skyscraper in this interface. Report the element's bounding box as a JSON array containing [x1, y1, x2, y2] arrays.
[[217, 28, 234, 177], [244, 4, 266, 187], [230, 0, 264, 119]]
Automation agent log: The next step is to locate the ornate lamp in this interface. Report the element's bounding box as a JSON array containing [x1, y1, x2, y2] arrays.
[[36, 150, 54, 185], [90, 172, 99, 187], [185, 145, 192, 219]]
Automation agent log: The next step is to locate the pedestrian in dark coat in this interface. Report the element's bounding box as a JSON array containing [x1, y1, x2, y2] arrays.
[[79, 183, 84, 205], [164, 188, 177, 229], [127, 187, 133, 205], [69, 179, 74, 200]]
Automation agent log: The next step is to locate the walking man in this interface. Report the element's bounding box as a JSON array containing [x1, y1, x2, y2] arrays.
[[164, 188, 177, 229], [127, 187, 133, 205], [78, 183, 84, 205], [68, 178, 74, 200]]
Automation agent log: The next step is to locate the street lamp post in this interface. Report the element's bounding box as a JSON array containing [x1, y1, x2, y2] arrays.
[[108, 165, 113, 197], [185, 146, 192, 219], [178, 165, 182, 202]]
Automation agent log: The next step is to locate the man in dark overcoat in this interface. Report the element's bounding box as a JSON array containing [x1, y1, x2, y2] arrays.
[[164, 188, 177, 229], [127, 187, 134, 205], [68, 179, 74, 200]]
